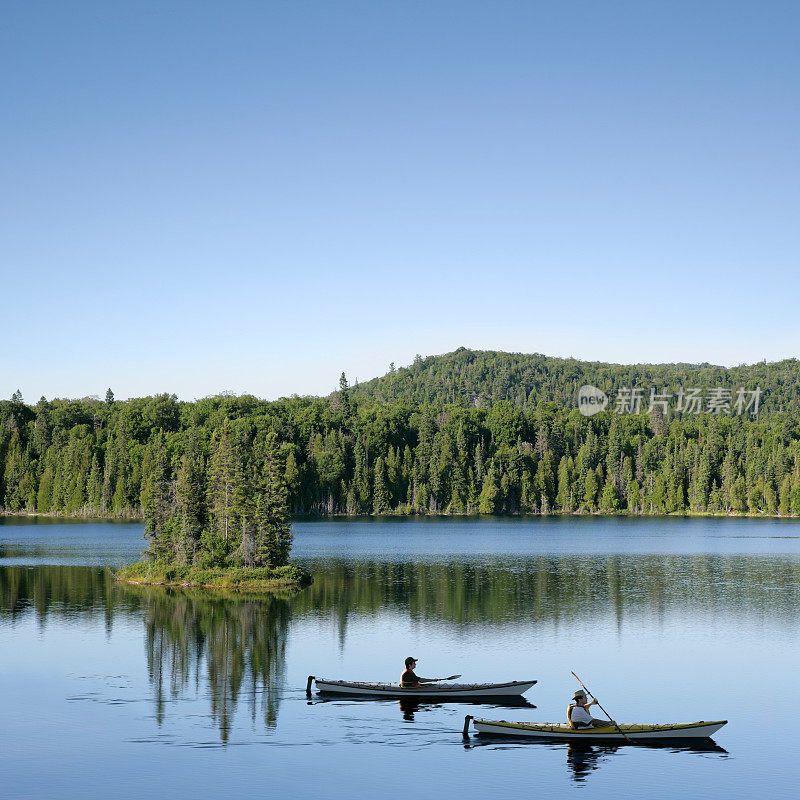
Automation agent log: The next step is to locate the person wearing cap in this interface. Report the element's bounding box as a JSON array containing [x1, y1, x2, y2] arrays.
[[401, 657, 439, 688], [568, 689, 613, 729]]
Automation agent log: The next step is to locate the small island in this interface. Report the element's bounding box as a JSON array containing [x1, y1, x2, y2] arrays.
[[116, 425, 311, 592]]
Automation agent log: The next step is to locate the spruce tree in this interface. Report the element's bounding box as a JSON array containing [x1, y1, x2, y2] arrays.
[[478, 461, 500, 514], [338, 373, 351, 420], [255, 433, 292, 566], [583, 469, 598, 510], [601, 477, 618, 511], [143, 432, 173, 562], [372, 457, 390, 514], [176, 452, 206, 565], [207, 420, 240, 554]]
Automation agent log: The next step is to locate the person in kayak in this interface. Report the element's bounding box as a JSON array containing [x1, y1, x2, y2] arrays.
[[568, 689, 613, 728], [401, 657, 440, 687]]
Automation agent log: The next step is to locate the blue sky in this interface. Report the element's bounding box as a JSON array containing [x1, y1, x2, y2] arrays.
[[2, 1, 799, 401]]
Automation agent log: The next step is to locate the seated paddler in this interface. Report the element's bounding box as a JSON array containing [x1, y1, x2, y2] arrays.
[[401, 657, 439, 688], [568, 689, 613, 728]]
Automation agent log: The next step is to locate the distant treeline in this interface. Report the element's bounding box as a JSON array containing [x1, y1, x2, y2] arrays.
[[2, 369, 800, 519], [354, 348, 800, 414]]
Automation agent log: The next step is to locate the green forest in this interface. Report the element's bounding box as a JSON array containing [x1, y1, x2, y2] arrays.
[[354, 348, 800, 413], [3, 350, 800, 524]]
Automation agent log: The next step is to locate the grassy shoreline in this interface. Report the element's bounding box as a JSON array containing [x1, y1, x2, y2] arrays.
[[115, 561, 313, 592]]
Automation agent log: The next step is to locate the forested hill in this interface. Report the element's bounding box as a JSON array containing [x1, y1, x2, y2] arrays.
[[3, 348, 800, 522], [352, 348, 800, 415]]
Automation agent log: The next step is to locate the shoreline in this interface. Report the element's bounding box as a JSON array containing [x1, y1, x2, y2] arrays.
[[3, 509, 798, 522]]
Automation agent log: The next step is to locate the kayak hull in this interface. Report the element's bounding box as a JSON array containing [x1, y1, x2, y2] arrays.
[[314, 679, 537, 698], [472, 718, 727, 740]]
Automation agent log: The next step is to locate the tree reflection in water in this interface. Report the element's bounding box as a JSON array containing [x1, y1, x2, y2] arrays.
[[294, 553, 800, 638], [0, 566, 294, 744], [0, 553, 788, 750], [132, 584, 293, 743]]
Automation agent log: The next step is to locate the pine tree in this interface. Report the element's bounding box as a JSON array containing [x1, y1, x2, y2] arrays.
[[37, 466, 54, 512], [556, 456, 573, 512], [33, 402, 51, 456], [338, 373, 351, 420], [651, 473, 667, 512], [731, 475, 747, 513], [207, 420, 240, 553], [372, 457, 390, 514], [284, 451, 301, 512], [627, 478, 640, 513], [601, 477, 618, 511], [779, 475, 792, 515], [478, 461, 500, 514], [583, 469, 598, 510], [606, 417, 622, 478], [536, 452, 555, 510], [87, 454, 102, 512], [255, 433, 292, 566], [791, 473, 800, 516], [143, 432, 173, 562], [354, 438, 371, 512], [176, 452, 206, 565]]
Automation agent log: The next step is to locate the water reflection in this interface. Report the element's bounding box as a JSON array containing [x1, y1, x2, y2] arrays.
[[6, 553, 800, 634], [0, 564, 130, 629], [0, 552, 794, 749], [399, 698, 424, 721], [567, 742, 619, 782], [308, 693, 536, 724], [0, 565, 295, 744], [392, 696, 535, 722], [463, 736, 728, 779], [126, 583, 293, 743], [296, 553, 800, 637], [567, 740, 729, 783]]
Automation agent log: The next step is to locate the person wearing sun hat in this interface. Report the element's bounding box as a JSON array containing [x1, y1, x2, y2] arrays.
[[568, 688, 613, 729]]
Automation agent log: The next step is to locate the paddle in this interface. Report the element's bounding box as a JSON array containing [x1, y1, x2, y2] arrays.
[[430, 674, 461, 681], [571, 671, 632, 744]]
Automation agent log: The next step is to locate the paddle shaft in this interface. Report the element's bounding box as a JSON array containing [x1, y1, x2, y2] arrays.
[[571, 671, 632, 743]]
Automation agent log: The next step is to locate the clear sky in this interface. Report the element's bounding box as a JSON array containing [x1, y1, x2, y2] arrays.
[[2, 0, 799, 402]]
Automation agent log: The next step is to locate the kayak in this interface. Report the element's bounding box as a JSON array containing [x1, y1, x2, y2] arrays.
[[470, 717, 726, 740], [310, 677, 537, 698]]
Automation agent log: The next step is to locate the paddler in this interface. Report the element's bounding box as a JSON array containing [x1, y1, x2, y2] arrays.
[[568, 689, 613, 728], [401, 657, 441, 687]]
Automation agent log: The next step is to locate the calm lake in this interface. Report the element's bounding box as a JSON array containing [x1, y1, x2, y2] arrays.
[[2, 516, 800, 799]]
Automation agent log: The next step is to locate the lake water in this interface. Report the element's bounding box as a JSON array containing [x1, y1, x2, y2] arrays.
[[2, 515, 800, 799]]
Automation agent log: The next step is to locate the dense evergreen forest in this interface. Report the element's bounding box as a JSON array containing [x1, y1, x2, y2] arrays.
[[354, 348, 800, 414], [3, 350, 800, 522]]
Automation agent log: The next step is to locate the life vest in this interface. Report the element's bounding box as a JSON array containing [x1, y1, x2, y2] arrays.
[[568, 703, 594, 729], [401, 669, 419, 688], [567, 703, 578, 729]]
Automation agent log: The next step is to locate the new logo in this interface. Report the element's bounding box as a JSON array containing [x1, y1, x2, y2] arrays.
[[577, 385, 608, 416]]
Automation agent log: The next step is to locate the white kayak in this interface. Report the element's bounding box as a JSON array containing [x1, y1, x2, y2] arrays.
[[470, 717, 727, 740], [310, 676, 537, 698]]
